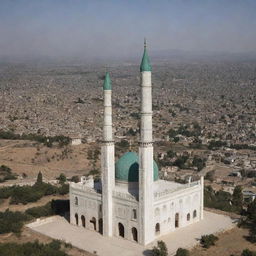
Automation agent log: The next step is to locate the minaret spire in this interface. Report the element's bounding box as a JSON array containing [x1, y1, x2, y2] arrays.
[[138, 40, 155, 245], [101, 72, 115, 237]]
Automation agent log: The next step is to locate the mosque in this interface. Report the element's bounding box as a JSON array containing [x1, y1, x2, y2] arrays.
[[69, 42, 204, 246]]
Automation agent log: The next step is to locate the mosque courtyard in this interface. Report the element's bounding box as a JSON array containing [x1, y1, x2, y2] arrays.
[[27, 210, 236, 256]]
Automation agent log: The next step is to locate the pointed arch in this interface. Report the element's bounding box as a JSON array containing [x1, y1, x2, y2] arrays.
[[75, 213, 78, 225], [132, 227, 138, 242], [81, 215, 85, 227], [118, 222, 125, 238]]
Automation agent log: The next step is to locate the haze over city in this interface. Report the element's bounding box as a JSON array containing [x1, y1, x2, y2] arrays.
[[0, 1, 256, 256], [1, 0, 256, 61]]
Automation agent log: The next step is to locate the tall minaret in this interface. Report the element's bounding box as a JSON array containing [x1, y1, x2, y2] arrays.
[[138, 40, 154, 245], [101, 72, 115, 237]]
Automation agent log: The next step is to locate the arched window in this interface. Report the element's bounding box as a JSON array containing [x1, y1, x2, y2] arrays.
[[155, 223, 160, 235], [75, 213, 78, 225], [118, 223, 125, 238], [193, 210, 197, 218], [175, 213, 179, 228], [187, 213, 190, 221], [75, 197, 78, 206], [132, 227, 138, 242], [81, 215, 85, 227], [154, 208, 160, 217], [90, 217, 96, 231], [132, 209, 137, 219], [99, 218, 103, 234]]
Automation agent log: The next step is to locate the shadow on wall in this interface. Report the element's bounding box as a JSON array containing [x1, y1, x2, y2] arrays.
[[51, 199, 70, 222], [143, 249, 153, 256]]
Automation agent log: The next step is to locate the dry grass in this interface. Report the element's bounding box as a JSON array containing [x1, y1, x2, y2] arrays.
[[0, 227, 93, 256], [0, 139, 100, 181], [190, 227, 256, 256]]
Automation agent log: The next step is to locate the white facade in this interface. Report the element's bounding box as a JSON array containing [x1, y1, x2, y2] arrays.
[[69, 43, 204, 245]]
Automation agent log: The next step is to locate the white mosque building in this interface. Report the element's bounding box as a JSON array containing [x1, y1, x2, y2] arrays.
[[69, 42, 204, 246]]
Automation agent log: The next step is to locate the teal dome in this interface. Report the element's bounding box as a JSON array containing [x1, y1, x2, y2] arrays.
[[115, 152, 159, 182]]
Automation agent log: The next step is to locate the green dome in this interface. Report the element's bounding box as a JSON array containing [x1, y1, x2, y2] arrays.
[[115, 152, 159, 182]]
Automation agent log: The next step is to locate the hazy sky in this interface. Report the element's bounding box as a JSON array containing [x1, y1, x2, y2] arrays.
[[1, 0, 256, 60]]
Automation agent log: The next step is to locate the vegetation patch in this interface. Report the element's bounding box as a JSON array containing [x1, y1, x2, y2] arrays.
[[0, 172, 69, 205], [200, 234, 218, 248], [0, 165, 17, 183], [0, 240, 69, 256], [204, 185, 243, 213], [0, 130, 71, 148], [0, 210, 32, 234]]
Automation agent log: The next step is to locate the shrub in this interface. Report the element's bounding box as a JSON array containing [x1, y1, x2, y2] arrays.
[[0, 209, 31, 234], [25, 202, 54, 218], [175, 248, 190, 256], [70, 176, 79, 183], [57, 173, 66, 184], [241, 249, 256, 256], [0, 240, 69, 256], [152, 240, 168, 256], [200, 234, 218, 248], [58, 184, 69, 195]]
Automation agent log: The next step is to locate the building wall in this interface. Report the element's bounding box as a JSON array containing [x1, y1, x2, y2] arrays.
[[69, 179, 203, 245], [70, 184, 102, 232], [113, 196, 139, 242], [153, 183, 202, 238]]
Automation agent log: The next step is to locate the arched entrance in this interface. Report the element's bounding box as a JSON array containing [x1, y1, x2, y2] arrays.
[[155, 223, 160, 235], [75, 213, 78, 225], [118, 223, 125, 238], [175, 213, 179, 228], [81, 215, 85, 227], [99, 218, 103, 234], [193, 210, 197, 218], [132, 227, 138, 242], [90, 217, 97, 231]]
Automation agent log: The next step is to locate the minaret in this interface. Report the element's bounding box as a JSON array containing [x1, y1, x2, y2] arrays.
[[138, 40, 154, 245], [101, 72, 115, 237]]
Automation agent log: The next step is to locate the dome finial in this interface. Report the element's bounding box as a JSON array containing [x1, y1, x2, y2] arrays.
[[140, 39, 152, 72], [103, 72, 112, 90]]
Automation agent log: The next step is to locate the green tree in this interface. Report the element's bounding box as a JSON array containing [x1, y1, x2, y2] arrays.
[[167, 150, 176, 158], [36, 171, 43, 185], [241, 249, 256, 256], [57, 173, 66, 184], [175, 248, 190, 256], [205, 170, 215, 182], [152, 240, 168, 256], [70, 176, 79, 183], [200, 234, 218, 248], [232, 185, 243, 210]]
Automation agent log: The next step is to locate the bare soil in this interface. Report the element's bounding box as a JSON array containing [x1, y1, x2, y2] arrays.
[[190, 227, 256, 256], [0, 139, 100, 181], [0, 227, 93, 256]]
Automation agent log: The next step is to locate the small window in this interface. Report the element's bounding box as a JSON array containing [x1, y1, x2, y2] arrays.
[[155, 223, 160, 235], [75, 197, 78, 206], [132, 209, 137, 219], [99, 204, 102, 212]]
